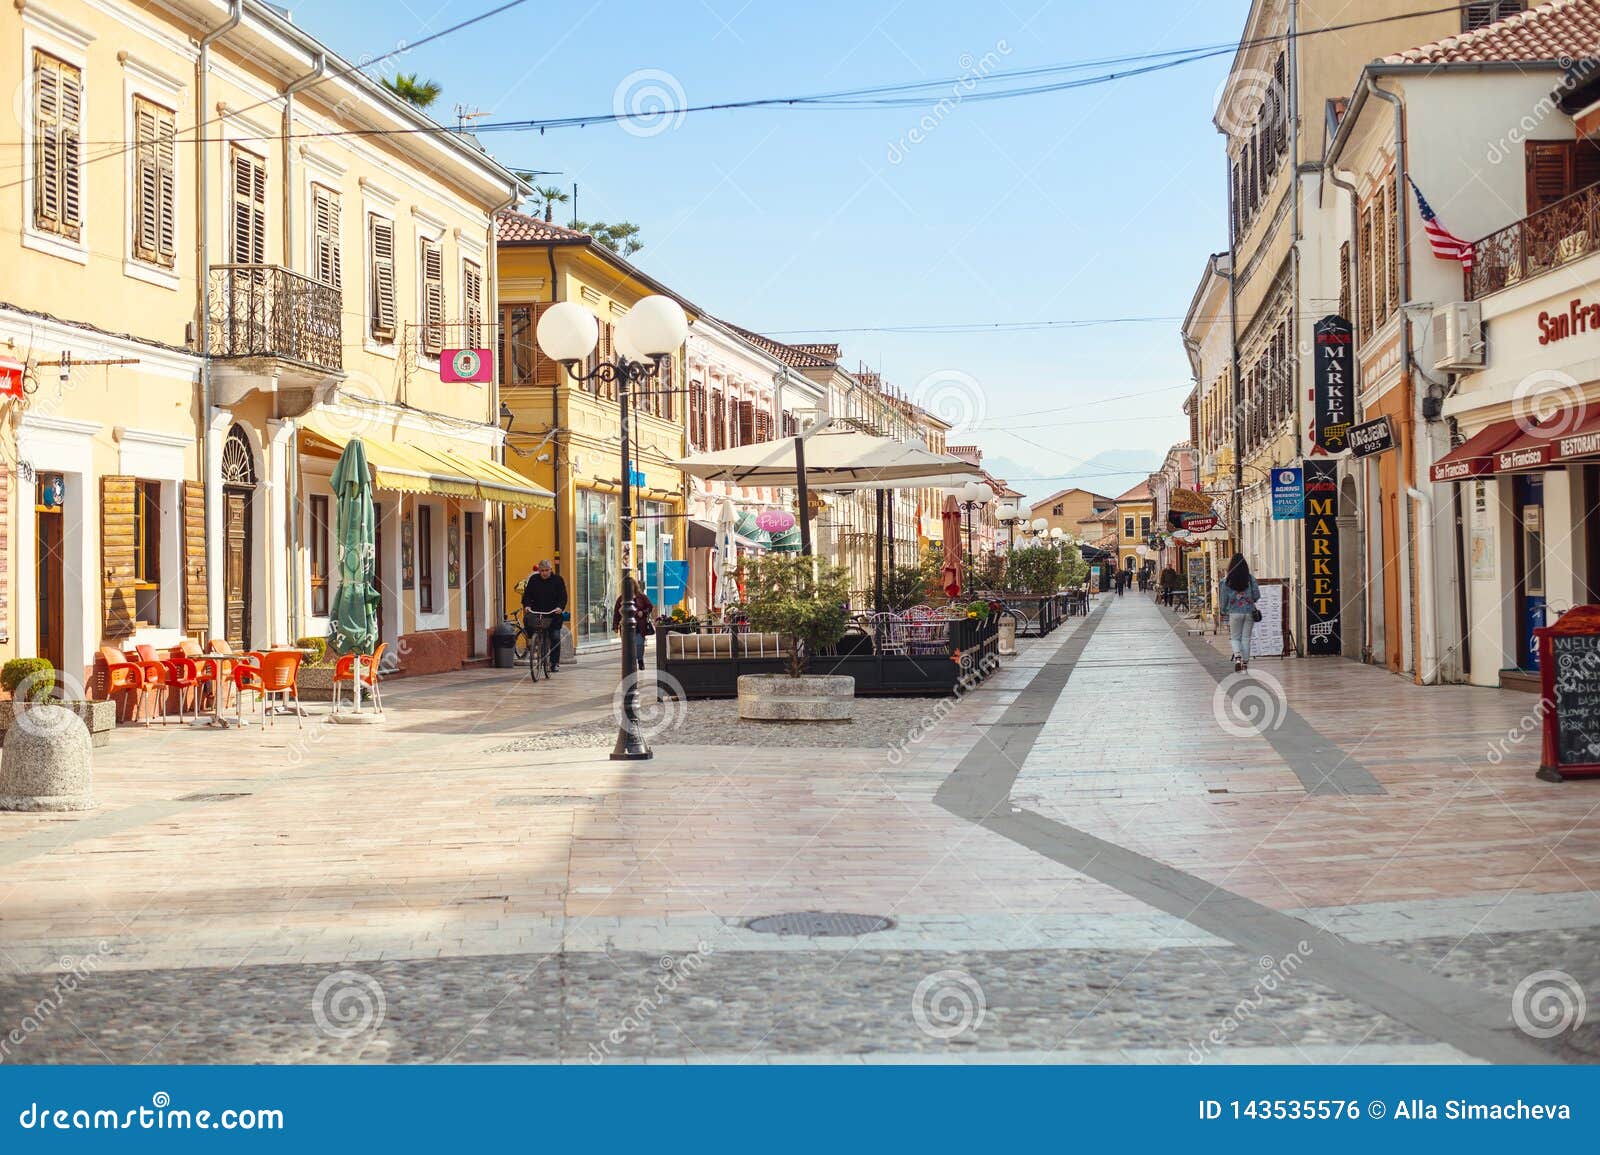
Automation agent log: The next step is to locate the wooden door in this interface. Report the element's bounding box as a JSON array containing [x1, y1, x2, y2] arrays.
[[374, 502, 389, 646], [465, 512, 480, 655], [36, 507, 64, 671], [224, 489, 251, 650]]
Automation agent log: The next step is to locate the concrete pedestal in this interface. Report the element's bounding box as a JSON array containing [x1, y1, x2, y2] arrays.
[[737, 674, 855, 721], [0, 707, 94, 811]]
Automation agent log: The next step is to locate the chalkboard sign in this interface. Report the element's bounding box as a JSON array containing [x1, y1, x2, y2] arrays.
[[1249, 578, 1288, 658], [1186, 554, 1210, 616], [1551, 633, 1600, 767]]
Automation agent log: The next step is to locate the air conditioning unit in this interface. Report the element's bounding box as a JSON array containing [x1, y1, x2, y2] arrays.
[[1432, 301, 1484, 371]]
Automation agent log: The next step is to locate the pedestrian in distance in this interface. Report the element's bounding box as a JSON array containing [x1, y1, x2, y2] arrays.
[[613, 587, 656, 669], [1220, 552, 1262, 673], [520, 559, 568, 672]]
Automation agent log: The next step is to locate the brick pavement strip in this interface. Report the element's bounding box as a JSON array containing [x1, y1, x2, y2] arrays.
[[0, 595, 1595, 1063]]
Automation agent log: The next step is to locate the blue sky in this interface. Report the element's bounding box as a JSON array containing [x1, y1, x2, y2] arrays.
[[296, 0, 1251, 502]]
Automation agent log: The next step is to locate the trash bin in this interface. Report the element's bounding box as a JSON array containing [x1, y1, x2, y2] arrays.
[[491, 620, 520, 669]]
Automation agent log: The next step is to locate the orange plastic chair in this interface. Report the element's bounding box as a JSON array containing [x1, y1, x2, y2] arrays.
[[132, 645, 172, 726], [98, 646, 145, 723], [332, 643, 387, 714], [237, 651, 304, 728], [178, 639, 223, 713]]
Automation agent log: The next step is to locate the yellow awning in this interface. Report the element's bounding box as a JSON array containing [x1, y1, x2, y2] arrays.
[[298, 415, 554, 509]]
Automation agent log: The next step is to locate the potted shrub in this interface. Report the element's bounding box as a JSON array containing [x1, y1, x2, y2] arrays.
[[663, 605, 701, 633], [293, 634, 340, 702], [2, 658, 57, 703], [735, 555, 855, 721]]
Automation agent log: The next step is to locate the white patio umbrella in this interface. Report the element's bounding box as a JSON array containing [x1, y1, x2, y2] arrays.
[[676, 428, 983, 490], [714, 497, 738, 611]]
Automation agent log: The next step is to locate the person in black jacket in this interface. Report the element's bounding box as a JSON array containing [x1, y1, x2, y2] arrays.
[[520, 559, 568, 672]]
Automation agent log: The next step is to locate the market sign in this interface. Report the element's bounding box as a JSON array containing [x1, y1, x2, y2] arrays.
[[755, 509, 795, 534], [1312, 316, 1354, 454], [441, 347, 494, 384], [1270, 466, 1304, 520], [1347, 415, 1395, 458], [1303, 459, 1341, 656], [1181, 515, 1220, 534]]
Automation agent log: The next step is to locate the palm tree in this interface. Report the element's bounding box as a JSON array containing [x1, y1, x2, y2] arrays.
[[574, 220, 643, 256], [533, 185, 569, 223], [382, 72, 442, 110]]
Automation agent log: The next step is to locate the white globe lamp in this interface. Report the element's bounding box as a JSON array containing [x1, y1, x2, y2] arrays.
[[535, 301, 599, 363], [617, 294, 689, 357]]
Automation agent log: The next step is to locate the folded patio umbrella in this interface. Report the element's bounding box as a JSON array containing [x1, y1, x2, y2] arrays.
[[329, 439, 379, 707], [940, 495, 964, 599]]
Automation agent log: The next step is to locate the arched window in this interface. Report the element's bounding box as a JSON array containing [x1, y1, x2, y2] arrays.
[[220, 424, 256, 487]]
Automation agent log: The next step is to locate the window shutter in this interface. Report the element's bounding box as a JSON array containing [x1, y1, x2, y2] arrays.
[[1464, 2, 1525, 32], [462, 259, 483, 348], [1384, 180, 1400, 318], [33, 51, 82, 239], [755, 409, 772, 442], [312, 184, 341, 288], [231, 148, 267, 265], [132, 98, 176, 266], [182, 479, 208, 639], [1272, 53, 1288, 156], [59, 60, 82, 236], [420, 238, 445, 356], [101, 476, 139, 640], [689, 383, 704, 448], [737, 399, 755, 445], [711, 392, 726, 450], [1526, 140, 1572, 213], [1338, 240, 1351, 321], [369, 214, 396, 340]]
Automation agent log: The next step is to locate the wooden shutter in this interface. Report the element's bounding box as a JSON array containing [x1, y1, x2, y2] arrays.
[[737, 399, 755, 445], [102, 476, 139, 640], [755, 410, 772, 442], [230, 147, 267, 265], [420, 238, 445, 355], [33, 50, 82, 239], [1384, 181, 1400, 319], [1338, 240, 1351, 321], [182, 480, 208, 638], [369, 214, 396, 340], [462, 259, 483, 348], [133, 97, 176, 266], [711, 392, 726, 450], [1524, 140, 1600, 212], [1272, 53, 1288, 156], [312, 184, 341, 288], [1465, 2, 1524, 31]]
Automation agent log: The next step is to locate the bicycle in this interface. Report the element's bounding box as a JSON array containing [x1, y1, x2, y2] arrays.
[[517, 610, 562, 682]]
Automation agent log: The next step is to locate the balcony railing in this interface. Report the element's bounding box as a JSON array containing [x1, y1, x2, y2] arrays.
[[1469, 184, 1600, 299], [208, 264, 342, 371]]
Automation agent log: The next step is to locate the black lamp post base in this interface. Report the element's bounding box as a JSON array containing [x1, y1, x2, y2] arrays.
[[610, 737, 653, 761]]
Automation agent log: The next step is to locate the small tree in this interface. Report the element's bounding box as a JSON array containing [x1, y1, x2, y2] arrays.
[[381, 73, 442, 110], [971, 552, 1006, 593], [884, 563, 928, 610], [1006, 546, 1060, 595], [739, 555, 850, 677], [2, 657, 57, 703], [1058, 543, 1089, 588]]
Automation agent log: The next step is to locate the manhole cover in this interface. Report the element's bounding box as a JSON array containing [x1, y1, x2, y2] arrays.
[[177, 792, 252, 803], [743, 912, 895, 937]]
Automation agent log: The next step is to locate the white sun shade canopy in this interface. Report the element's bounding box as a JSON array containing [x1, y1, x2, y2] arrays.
[[676, 429, 984, 491]]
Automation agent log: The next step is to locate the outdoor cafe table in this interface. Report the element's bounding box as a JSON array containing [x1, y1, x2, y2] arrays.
[[193, 647, 317, 728]]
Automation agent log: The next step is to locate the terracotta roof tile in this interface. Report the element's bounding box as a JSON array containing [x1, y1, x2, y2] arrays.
[[1114, 480, 1153, 502], [720, 322, 839, 368], [1382, 0, 1600, 65], [495, 211, 591, 244]]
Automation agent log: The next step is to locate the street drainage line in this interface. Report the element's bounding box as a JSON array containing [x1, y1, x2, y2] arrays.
[[933, 606, 1553, 1065]]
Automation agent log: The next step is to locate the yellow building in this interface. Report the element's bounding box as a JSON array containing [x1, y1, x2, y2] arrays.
[[1, 0, 534, 682], [495, 212, 699, 652], [1027, 487, 1115, 541], [1112, 481, 1154, 575]]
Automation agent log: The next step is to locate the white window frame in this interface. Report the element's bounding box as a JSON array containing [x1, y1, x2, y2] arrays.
[[122, 55, 185, 290], [20, 15, 94, 265], [412, 498, 450, 630]]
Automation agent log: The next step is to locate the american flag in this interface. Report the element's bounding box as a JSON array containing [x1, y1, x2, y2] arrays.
[[1409, 177, 1474, 270]]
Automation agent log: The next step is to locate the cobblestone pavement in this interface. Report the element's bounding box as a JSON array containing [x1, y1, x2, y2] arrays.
[[1, 595, 1596, 1064]]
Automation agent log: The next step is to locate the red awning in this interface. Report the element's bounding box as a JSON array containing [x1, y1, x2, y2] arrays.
[[1430, 418, 1524, 482], [1491, 408, 1600, 473]]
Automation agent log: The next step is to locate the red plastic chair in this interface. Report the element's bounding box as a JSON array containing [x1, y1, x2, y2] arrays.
[[132, 645, 173, 726], [332, 643, 387, 714], [234, 652, 302, 728], [99, 646, 145, 723]]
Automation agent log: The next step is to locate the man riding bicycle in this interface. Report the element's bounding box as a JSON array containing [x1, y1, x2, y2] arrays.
[[520, 559, 568, 673]]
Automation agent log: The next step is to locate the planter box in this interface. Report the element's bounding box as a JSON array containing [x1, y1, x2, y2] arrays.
[[296, 666, 336, 702], [0, 700, 116, 749], [737, 674, 855, 721]]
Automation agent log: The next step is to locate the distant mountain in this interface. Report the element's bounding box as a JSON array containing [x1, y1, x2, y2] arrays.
[[981, 449, 1163, 507]]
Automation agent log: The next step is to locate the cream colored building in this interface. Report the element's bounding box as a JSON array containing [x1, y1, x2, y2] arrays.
[[2, 0, 531, 682]]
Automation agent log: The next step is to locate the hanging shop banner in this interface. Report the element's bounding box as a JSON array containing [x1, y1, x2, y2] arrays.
[[1270, 466, 1304, 520], [1312, 316, 1354, 454], [1303, 459, 1341, 655], [1347, 415, 1395, 458], [441, 348, 494, 384]]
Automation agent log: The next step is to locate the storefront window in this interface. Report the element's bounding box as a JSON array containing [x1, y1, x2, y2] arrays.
[[576, 489, 618, 644]]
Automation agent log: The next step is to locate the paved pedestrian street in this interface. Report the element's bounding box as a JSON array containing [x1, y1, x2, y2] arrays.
[[2, 595, 1597, 1065]]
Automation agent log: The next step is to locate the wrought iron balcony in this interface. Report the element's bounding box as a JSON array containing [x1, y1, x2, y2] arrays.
[[208, 264, 342, 371], [1469, 184, 1600, 299]]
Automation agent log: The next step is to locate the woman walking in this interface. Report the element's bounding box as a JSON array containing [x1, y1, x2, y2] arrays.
[[1219, 553, 1261, 673]]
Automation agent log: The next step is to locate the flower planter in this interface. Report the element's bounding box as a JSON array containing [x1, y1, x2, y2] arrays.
[[296, 666, 336, 702], [737, 674, 855, 721], [0, 700, 115, 749]]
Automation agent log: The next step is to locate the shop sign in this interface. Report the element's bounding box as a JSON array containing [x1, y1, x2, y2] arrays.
[[1303, 459, 1341, 655], [1535, 606, 1600, 780], [441, 348, 494, 383], [1182, 515, 1220, 533], [1433, 455, 1484, 482], [1536, 298, 1600, 346], [0, 355, 24, 398], [1270, 466, 1304, 520], [1347, 415, 1394, 458], [755, 509, 795, 534], [1496, 444, 1554, 472], [1557, 429, 1600, 460], [1312, 316, 1354, 454]]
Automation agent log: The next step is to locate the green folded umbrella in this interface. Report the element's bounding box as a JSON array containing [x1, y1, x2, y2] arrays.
[[329, 438, 379, 658]]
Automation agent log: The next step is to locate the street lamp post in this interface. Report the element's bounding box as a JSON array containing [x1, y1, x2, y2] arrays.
[[996, 501, 1024, 556], [955, 480, 994, 560], [536, 294, 688, 762]]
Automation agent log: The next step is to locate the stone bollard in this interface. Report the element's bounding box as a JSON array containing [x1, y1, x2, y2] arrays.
[[0, 705, 94, 812], [998, 614, 1017, 657]]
